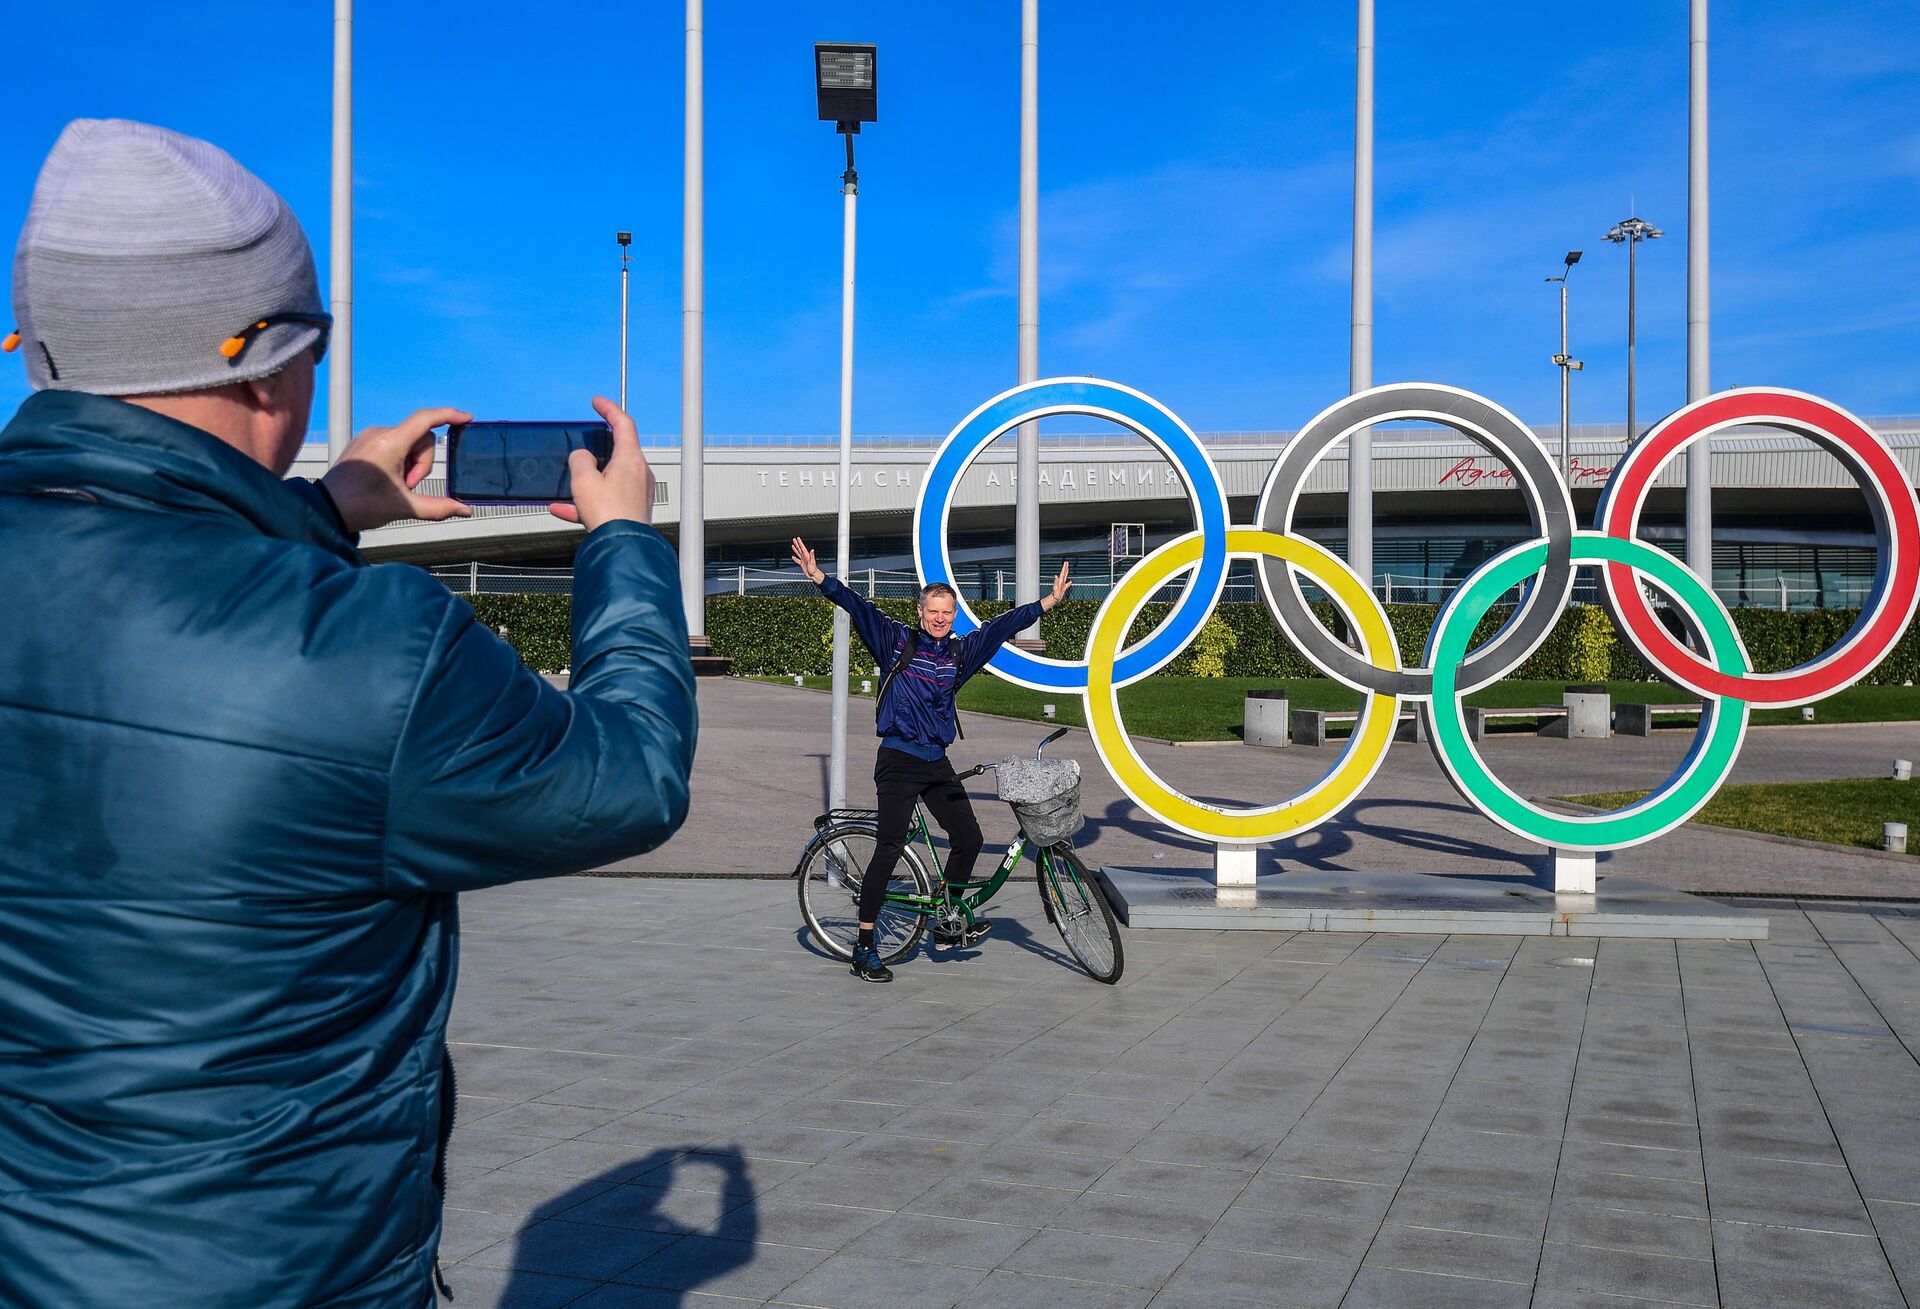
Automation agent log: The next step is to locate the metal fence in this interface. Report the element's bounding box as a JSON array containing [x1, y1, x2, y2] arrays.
[[431, 560, 1873, 613]]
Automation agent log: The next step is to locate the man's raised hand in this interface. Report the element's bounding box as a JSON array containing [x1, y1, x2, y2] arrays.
[[1043, 559, 1071, 611], [790, 537, 826, 584]]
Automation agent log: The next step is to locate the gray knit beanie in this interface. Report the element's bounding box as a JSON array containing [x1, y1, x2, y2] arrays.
[[8, 119, 328, 396]]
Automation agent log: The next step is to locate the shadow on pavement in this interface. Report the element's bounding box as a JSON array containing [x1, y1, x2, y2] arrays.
[[497, 1147, 758, 1306]]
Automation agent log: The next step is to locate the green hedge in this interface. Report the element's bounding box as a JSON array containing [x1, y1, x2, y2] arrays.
[[463, 593, 573, 672], [459, 592, 1920, 686]]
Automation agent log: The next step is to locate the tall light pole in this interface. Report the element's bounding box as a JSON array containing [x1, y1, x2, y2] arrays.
[[327, 0, 352, 463], [682, 1, 709, 655], [817, 42, 877, 813], [1686, 0, 1713, 584], [617, 230, 632, 411], [1349, 0, 1374, 595], [1015, 0, 1041, 642], [1548, 250, 1584, 486], [1605, 215, 1662, 443]]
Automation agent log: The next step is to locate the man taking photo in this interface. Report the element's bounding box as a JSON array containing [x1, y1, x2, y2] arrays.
[[790, 537, 1069, 982], [0, 119, 697, 1307]]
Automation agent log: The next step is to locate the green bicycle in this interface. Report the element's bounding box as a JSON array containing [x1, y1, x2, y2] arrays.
[[793, 728, 1124, 983]]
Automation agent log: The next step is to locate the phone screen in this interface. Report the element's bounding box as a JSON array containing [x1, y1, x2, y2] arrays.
[[446, 422, 615, 504]]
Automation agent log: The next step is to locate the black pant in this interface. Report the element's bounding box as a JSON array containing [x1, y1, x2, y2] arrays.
[[860, 748, 983, 924]]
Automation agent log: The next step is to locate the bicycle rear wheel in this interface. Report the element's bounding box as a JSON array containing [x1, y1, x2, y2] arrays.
[[1038, 848, 1124, 983], [798, 824, 932, 965]]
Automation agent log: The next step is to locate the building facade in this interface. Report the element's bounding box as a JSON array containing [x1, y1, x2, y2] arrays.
[[289, 418, 1920, 611]]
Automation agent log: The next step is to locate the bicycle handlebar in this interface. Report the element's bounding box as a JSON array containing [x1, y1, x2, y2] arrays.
[[962, 727, 1075, 780]]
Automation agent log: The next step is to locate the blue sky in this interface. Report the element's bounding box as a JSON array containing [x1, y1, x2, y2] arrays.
[[4, 1, 1918, 441]]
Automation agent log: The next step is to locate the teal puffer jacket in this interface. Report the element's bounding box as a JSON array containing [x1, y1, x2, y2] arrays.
[[0, 391, 697, 1307]]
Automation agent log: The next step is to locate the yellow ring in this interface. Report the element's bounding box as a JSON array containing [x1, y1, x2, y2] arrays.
[[1083, 529, 1401, 843]]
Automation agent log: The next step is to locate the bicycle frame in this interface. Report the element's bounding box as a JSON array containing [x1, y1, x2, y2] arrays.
[[884, 803, 1037, 927]]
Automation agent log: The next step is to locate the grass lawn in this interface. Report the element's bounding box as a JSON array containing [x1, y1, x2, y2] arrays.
[[752, 674, 1920, 743], [1562, 778, 1919, 855]]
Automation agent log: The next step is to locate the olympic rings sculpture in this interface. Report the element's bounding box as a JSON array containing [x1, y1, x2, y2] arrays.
[[914, 378, 1920, 854]]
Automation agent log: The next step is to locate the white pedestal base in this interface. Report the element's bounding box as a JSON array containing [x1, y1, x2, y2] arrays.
[[1554, 848, 1597, 894], [1215, 844, 1260, 887]]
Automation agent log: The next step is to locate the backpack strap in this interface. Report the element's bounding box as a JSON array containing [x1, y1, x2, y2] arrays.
[[876, 627, 919, 713]]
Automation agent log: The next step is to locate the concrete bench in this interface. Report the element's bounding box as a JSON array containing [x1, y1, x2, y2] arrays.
[[1289, 706, 1427, 747], [1614, 701, 1703, 735], [1463, 705, 1566, 742]]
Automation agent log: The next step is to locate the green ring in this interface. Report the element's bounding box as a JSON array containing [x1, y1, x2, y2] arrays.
[[1428, 533, 1749, 850]]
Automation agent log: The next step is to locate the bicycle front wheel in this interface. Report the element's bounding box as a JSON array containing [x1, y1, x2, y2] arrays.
[[1038, 848, 1124, 984], [798, 824, 933, 965]]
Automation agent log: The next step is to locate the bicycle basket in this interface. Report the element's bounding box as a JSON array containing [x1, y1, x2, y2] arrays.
[[996, 757, 1084, 846]]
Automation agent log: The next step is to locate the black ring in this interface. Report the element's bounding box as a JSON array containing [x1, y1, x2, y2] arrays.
[[1255, 384, 1577, 697]]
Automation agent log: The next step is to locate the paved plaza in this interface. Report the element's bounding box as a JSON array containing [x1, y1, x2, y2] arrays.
[[431, 678, 1920, 1306], [439, 877, 1920, 1308]]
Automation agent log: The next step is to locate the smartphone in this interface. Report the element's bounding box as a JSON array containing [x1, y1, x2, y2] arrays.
[[445, 421, 614, 504]]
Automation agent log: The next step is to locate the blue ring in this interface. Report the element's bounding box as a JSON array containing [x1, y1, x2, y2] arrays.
[[913, 378, 1231, 692]]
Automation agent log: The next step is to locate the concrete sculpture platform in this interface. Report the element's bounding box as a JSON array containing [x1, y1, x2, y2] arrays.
[[1097, 865, 1768, 939]]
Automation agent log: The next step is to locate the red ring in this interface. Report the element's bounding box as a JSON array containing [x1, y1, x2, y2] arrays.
[[1599, 390, 1920, 707]]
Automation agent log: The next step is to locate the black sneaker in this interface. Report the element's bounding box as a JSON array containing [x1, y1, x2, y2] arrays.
[[934, 918, 993, 947], [849, 945, 893, 983]]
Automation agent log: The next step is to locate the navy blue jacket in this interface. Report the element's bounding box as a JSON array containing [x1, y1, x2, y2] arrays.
[[0, 391, 697, 1308], [819, 576, 1044, 759]]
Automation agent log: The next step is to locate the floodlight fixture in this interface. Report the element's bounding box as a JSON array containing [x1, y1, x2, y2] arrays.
[[1605, 217, 1664, 245], [616, 230, 632, 247], [815, 43, 877, 132]]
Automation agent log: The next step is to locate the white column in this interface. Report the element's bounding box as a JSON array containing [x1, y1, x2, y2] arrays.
[[1348, 0, 1374, 595], [680, 0, 708, 643], [1686, 0, 1713, 586], [829, 180, 857, 812], [1015, 0, 1041, 639], [327, 0, 353, 464]]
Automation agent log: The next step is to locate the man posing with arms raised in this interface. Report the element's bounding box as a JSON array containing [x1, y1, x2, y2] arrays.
[[0, 120, 695, 1307], [790, 537, 1069, 982]]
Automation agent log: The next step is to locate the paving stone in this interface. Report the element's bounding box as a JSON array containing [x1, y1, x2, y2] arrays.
[[952, 1269, 1150, 1308], [1712, 1221, 1904, 1309], [464, 1217, 675, 1280], [1867, 1198, 1920, 1303], [996, 1229, 1192, 1289], [1051, 1187, 1231, 1244], [766, 1163, 944, 1213], [617, 1234, 828, 1298], [1382, 1181, 1550, 1240], [1544, 1200, 1713, 1261], [1703, 1151, 1873, 1233], [774, 1251, 986, 1309], [1536, 1240, 1717, 1306], [1339, 1265, 1532, 1309], [569, 1283, 760, 1307], [431, 1263, 602, 1309], [1155, 1245, 1356, 1308], [1203, 1206, 1379, 1263], [1362, 1222, 1542, 1284], [843, 1211, 1039, 1269]]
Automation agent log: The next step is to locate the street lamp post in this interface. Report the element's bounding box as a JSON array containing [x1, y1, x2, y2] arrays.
[[1605, 216, 1663, 443], [616, 231, 631, 411], [816, 42, 877, 814], [1547, 250, 1584, 486], [327, 0, 352, 464]]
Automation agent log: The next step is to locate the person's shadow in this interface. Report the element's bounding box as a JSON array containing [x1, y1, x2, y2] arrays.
[[492, 1146, 758, 1306]]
